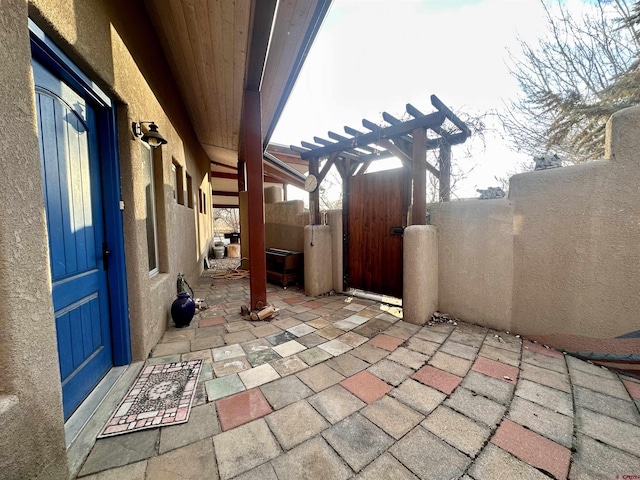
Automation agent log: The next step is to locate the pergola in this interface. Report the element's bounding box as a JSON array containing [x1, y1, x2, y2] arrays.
[[291, 95, 471, 225]]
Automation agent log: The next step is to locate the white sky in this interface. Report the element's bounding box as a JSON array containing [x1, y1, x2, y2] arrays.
[[271, 0, 589, 200]]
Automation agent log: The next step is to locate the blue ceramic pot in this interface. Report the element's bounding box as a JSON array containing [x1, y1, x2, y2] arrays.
[[171, 292, 196, 328]]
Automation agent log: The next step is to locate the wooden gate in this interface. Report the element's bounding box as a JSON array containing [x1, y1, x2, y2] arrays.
[[348, 167, 410, 298]]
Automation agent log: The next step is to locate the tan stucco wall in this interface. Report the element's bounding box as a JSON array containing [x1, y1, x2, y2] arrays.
[[510, 106, 640, 355], [0, 1, 69, 477], [428, 199, 514, 331], [403, 226, 439, 325], [28, 0, 213, 362], [265, 200, 310, 253], [304, 225, 333, 296], [0, 1, 214, 477]]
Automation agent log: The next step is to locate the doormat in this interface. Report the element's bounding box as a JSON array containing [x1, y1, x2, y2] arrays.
[[98, 359, 202, 438]]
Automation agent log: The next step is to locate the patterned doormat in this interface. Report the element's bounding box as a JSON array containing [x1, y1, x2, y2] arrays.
[[98, 359, 202, 438]]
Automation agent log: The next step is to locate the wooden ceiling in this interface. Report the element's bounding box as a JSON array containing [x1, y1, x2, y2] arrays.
[[144, 0, 330, 175]]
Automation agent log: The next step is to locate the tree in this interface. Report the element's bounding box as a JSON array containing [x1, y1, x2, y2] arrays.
[[501, 0, 640, 163], [213, 208, 240, 235]]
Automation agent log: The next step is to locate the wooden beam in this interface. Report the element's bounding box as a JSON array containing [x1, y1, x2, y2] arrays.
[[211, 203, 240, 209], [245, 0, 278, 91], [407, 103, 451, 140], [244, 89, 267, 310], [301, 111, 445, 160], [309, 157, 321, 224], [439, 142, 452, 201], [376, 138, 412, 168], [212, 190, 239, 197], [289, 144, 311, 155], [301, 140, 323, 150], [411, 127, 427, 225], [355, 160, 372, 176], [211, 160, 238, 170], [317, 152, 338, 183], [313, 136, 336, 146], [342, 158, 351, 291], [431, 94, 471, 137], [211, 172, 238, 180]]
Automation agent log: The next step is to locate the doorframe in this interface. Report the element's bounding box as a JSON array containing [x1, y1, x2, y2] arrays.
[[29, 19, 131, 366]]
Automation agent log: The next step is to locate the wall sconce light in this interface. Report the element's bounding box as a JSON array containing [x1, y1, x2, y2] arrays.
[[132, 121, 168, 148]]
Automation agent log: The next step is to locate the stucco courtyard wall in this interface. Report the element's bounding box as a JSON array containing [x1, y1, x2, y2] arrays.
[[0, 1, 214, 477], [265, 199, 310, 253], [509, 106, 640, 359], [428, 199, 514, 332], [429, 106, 640, 361]]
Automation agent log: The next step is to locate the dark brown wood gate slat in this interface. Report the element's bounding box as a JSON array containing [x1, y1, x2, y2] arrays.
[[348, 168, 408, 298]]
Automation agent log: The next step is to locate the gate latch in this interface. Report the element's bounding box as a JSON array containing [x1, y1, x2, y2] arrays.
[[391, 226, 405, 236]]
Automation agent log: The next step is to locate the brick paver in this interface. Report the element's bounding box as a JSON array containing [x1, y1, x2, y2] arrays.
[[340, 371, 393, 404], [412, 365, 463, 395]]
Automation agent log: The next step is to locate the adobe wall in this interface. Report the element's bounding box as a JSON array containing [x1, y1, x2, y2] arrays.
[[0, 0, 68, 477], [428, 199, 514, 332], [265, 200, 310, 253], [509, 106, 640, 359]]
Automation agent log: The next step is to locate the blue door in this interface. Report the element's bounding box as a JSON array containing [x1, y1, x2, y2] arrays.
[[33, 58, 113, 419]]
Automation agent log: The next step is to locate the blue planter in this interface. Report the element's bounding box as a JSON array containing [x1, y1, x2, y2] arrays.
[[171, 292, 196, 328]]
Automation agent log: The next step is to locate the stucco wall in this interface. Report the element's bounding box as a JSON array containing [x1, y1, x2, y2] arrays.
[[428, 199, 514, 331], [510, 106, 640, 357], [0, 1, 214, 477], [28, 0, 213, 362], [265, 200, 310, 253], [0, 1, 69, 477]]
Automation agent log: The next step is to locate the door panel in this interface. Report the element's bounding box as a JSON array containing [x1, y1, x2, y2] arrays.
[[34, 58, 113, 419], [348, 168, 409, 299]]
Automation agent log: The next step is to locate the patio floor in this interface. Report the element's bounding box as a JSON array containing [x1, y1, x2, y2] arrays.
[[75, 270, 640, 479]]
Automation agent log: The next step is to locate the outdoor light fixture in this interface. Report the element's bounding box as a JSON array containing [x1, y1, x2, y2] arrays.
[[132, 121, 168, 148]]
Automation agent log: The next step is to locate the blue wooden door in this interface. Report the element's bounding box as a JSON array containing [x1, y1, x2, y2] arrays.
[[33, 59, 113, 419]]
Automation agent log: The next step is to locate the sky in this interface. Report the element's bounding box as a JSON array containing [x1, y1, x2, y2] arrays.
[[270, 0, 587, 200]]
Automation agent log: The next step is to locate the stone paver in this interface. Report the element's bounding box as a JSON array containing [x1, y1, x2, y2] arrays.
[[516, 379, 573, 416], [266, 400, 329, 450], [362, 395, 424, 440], [260, 375, 314, 410], [213, 419, 281, 479], [390, 427, 471, 479], [323, 413, 394, 472], [390, 378, 446, 415], [470, 443, 550, 480], [297, 363, 345, 392], [356, 452, 418, 480], [491, 419, 571, 479], [271, 437, 352, 480], [76, 274, 640, 480], [422, 405, 491, 457], [146, 438, 218, 480], [308, 385, 366, 424], [507, 396, 573, 448], [367, 359, 413, 386]]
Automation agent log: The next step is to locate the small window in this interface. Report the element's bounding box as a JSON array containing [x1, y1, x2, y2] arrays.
[[186, 173, 194, 209], [198, 188, 203, 213], [141, 144, 159, 276], [172, 159, 185, 205]]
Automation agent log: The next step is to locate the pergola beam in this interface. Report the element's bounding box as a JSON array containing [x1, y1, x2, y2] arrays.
[[300, 111, 445, 160]]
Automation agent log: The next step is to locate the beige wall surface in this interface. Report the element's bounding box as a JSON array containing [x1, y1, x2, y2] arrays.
[[429, 199, 514, 332], [265, 200, 310, 253], [0, 0, 214, 477], [0, 0, 69, 477], [403, 226, 439, 325], [28, 0, 214, 362]]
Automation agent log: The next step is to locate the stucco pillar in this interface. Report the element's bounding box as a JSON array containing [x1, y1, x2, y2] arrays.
[[403, 225, 438, 325], [326, 209, 343, 292], [264, 186, 283, 204], [304, 225, 332, 296]]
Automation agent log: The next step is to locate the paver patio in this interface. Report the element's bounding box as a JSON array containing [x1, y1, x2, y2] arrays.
[[75, 271, 640, 479]]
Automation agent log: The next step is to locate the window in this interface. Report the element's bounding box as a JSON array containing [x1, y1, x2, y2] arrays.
[[198, 187, 203, 213], [172, 159, 185, 205], [186, 173, 193, 208], [142, 144, 158, 275]]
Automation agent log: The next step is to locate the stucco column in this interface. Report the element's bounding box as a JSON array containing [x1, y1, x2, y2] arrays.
[[403, 225, 438, 325], [304, 225, 332, 296]]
